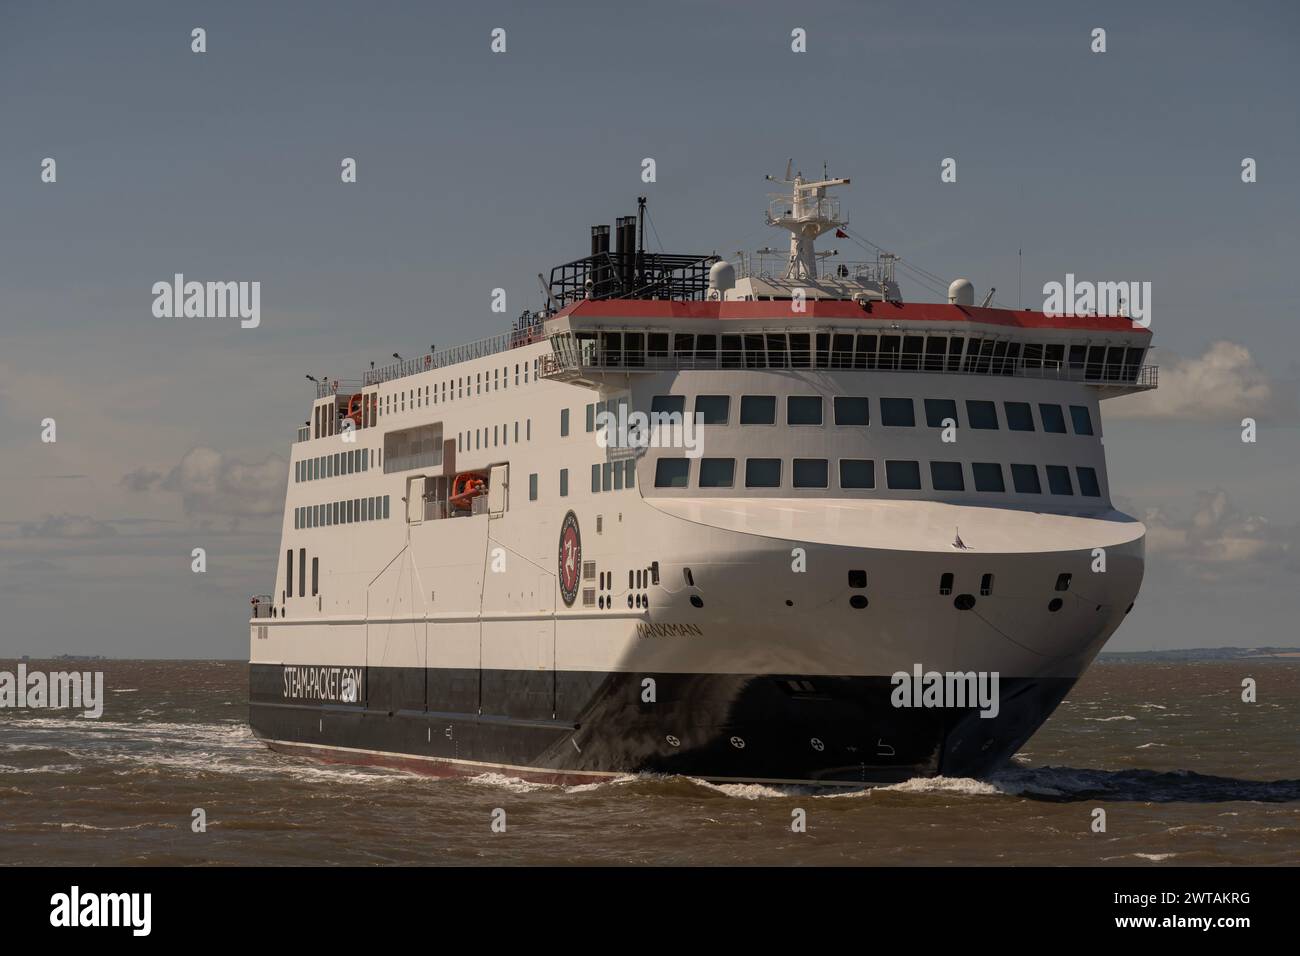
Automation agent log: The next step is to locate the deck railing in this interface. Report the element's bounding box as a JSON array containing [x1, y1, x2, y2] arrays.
[[314, 323, 546, 398]]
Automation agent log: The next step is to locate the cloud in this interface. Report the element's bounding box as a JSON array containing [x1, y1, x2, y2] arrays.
[[152, 447, 287, 517], [1139, 488, 1300, 577], [19, 514, 118, 539], [1108, 341, 1293, 422]]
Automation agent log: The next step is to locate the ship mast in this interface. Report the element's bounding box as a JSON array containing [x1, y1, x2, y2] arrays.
[[765, 160, 850, 282]]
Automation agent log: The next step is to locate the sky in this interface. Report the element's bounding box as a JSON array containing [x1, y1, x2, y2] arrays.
[[1, 0, 1297, 658]]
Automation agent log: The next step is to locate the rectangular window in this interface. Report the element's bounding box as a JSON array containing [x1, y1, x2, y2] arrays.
[[793, 458, 829, 488], [698, 458, 736, 488], [880, 397, 915, 427], [383, 495, 390, 519], [526, 419, 531, 440], [972, 462, 1006, 492], [294, 508, 301, 529], [286, 549, 293, 597], [834, 397, 870, 426], [745, 458, 781, 488], [585, 404, 595, 432], [840, 459, 875, 489], [602, 462, 612, 491], [591, 463, 601, 492], [1046, 465, 1074, 495], [1039, 403, 1067, 433], [1069, 405, 1094, 436], [787, 396, 823, 425], [1076, 466, 1101, 497], [886, 460, 922, 490], [651, 395, 685, 416], [739, 395, 776, 424], [529, 473, 538, 501], [298, 548, 306, 598], [624, 459, 635, 488], [560, 468, 569, 497], [655, 458, 690, 488], [311, 557, 319, 596], [560, 408, 570, 436], [924, 398, 957, 429], [694, 395, 730, 425], [1011, 463, 1042, 494], [930, 461, 965, 491], [966, 400, 999, 429], [613, 460, 624, 490], [1005, 401, 1035, 431]]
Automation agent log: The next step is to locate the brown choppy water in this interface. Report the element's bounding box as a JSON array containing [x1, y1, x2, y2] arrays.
[[1, 658, 1296, 866]]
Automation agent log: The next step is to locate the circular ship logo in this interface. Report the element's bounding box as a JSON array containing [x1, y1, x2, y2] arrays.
[[557, 511, 582, 607]]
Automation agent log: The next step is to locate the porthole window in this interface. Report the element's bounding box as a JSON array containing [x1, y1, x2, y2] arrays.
[[689, 595, 703, 608], [849, 595, 868, 609], [1048, 598, 1063, 612], [953, 594, 976, 610]]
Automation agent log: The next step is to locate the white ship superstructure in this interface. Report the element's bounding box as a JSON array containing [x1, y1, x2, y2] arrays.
[[249, 169, 1155, 785]]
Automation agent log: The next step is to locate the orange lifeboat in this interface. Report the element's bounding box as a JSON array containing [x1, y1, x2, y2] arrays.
[[449, 471, 488, 511], [346, 393, 365, 428]]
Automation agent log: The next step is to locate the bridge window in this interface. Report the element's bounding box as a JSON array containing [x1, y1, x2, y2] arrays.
[[1005, 401, 1035, 431], [793, 459, 829, 488], [745, 458, 781, 488], [1011, 463, 1042, 494], [885, 460, 922, 490], [834, 397, 870, 426], [651, 395, 685, 417], [1046, 465, 1074, 495], [972, 462, 1006, 492], [698, 458, 735, 488], [1070, 405, 1094, 436], [1038, 403, 1067, 433], [839, 459, 875, 489], [695, 395, 730, 425], [924, 398, 957, 428], [966, 400, 999, 429], [655, 459, 690, 488], [930, 461, 965, 491], [787, 396, 823, 425], [1076, 466, 1101, 497], [740, 395, 776, 425], [880, 397, 915, 427]]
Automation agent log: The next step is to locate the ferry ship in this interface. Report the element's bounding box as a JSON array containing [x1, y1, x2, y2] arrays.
[[249, 167, 1156, 785]]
